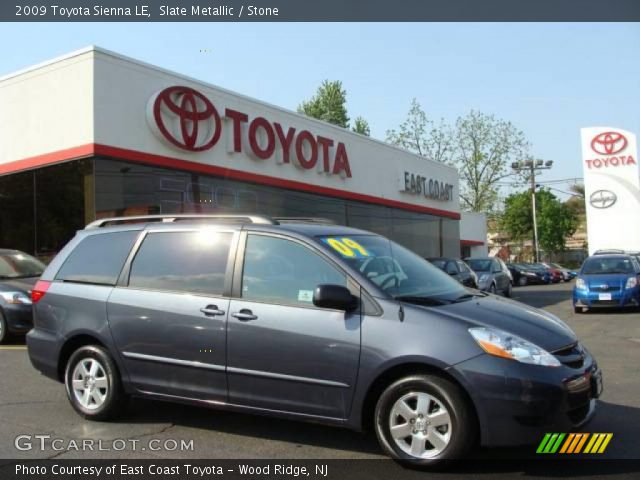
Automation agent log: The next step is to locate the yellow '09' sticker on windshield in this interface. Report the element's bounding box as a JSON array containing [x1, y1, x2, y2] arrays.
[[322, 237, 370, 258]]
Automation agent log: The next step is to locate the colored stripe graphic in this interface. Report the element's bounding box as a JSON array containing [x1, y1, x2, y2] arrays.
[[536, 433, 552, 453], [545, 433, 613, 454], [574, 433, 589, 453], [597, 433, 613, 453], [536, 433, 566, 453], [584, 433, 613, 454], [559, 433, 575, 453]]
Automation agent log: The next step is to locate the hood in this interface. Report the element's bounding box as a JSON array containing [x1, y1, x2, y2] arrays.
[[0, 276, 39, 294], [422, 295, 577, 352]]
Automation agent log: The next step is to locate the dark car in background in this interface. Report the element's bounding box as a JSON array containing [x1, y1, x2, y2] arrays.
[[466, 257, 512, 296], [27, 214, 601, 467], [427, 257, 477, 288], [507, 263, 550, 286], [550, 263, 577, 282], [532, 263, 562, 283], [541, 262, 575, 282], [0, 249, 46, 343]]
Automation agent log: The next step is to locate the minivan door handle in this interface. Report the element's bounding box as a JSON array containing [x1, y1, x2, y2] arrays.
[[200, 305, 226, 316], [231, 309, 258, 321]]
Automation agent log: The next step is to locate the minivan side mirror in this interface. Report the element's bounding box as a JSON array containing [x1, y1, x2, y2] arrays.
[[313, 284, 357, 312]]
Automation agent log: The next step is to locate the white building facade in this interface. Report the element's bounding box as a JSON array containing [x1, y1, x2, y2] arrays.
[[0, 47, 485, 258]]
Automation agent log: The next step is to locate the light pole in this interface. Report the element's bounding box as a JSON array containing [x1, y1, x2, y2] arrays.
[[511, 159, 553, 262]]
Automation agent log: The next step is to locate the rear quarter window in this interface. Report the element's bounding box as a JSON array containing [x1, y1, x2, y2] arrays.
[[55, 231, 139, 285]]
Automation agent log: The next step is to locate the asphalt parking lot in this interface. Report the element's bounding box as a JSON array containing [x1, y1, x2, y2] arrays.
[[1, 281, 639, 464]]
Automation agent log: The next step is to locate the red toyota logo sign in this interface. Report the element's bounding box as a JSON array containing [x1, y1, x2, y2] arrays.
[[152, 86, 221, 151], [591, 131, 628, 155]]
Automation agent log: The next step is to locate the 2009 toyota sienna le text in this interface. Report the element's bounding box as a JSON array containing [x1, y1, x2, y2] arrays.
[[27, 214, 602, 466]]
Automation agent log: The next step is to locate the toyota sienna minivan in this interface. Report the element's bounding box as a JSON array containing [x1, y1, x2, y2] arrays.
[[27, 214, 602, 466]]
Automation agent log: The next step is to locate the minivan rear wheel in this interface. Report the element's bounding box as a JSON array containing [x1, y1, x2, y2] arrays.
[[64, 345, 126, 421], [374, 375, 476, 467]]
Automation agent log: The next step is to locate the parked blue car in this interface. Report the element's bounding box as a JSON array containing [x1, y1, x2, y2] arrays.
[[573, 254, 640, 313]]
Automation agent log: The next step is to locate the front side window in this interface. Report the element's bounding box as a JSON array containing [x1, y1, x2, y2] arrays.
[[317, 234, 466, 303], [242, 235, 346, 307], [128, 230, 233, 295]]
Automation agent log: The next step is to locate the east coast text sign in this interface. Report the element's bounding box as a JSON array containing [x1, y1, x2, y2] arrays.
[[580, 127, 640, 254]]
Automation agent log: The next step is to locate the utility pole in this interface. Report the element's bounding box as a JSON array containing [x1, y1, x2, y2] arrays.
[[511, 159, 553, 262]]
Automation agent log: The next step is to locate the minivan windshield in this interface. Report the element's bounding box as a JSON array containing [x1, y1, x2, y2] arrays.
[[317, 234, 468, 304], [0, 251, 45, 279], [582, 256, 636, 275]]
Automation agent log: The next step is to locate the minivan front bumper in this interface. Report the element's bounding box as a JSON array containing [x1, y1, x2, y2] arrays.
[[451, 347, 601, 447]]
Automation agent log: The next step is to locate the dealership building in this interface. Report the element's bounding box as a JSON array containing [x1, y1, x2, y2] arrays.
[[0, 47, 486, 259]]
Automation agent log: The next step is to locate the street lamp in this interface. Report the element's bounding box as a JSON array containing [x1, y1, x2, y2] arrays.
[[512, 159, 554, 262]]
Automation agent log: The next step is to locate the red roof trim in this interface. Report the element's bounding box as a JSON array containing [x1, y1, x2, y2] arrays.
[[461, 239, 485, 246], [0, 143, 461, 220], [0, 144, 94, 175]]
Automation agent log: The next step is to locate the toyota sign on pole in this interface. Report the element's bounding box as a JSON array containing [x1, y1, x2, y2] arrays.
[[580, 127, 640, 254]]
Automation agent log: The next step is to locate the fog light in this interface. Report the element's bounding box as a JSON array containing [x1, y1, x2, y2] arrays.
[[566, 374, 590, 392]]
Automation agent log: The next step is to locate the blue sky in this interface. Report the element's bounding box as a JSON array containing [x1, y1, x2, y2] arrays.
[[1, 22, 638, 199]]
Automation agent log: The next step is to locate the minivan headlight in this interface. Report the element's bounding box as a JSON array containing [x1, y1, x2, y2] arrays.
[[469, 327, 561, 367], [575, 278, 587, 290], [0, 291, 32, 305]]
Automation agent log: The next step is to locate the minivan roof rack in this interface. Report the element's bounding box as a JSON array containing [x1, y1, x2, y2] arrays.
[[85, 214, 277, 229], [272, 217, 335, 225]]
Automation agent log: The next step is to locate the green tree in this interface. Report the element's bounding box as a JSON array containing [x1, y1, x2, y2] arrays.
[[352, 116, 370, 136], [298, 80, 349, 128], [454, 110, 529, 213], [565, 183, 586, 217], [385, 98, 454, 163], [500, 188, 579, 254]]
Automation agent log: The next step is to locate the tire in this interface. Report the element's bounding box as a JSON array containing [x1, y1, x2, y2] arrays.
[[488, 283, 497, 294], [374, 374, 476, 467], [64, 345, 126, 421], [504, 282, 512, 298], [518, 277, 527, 287], [574, 306, 583, 314], [0, 311, 8, 344]]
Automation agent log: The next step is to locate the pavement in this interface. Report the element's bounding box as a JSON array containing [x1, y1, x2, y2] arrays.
[[1, 281, 639, 466]]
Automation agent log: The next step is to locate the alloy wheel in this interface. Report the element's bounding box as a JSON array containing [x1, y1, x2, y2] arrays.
[[388, 391, 452, 459], [71, 358, 109, 410]]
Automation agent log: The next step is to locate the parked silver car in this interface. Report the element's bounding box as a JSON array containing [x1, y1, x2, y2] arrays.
[[466, 257, 513, 297]]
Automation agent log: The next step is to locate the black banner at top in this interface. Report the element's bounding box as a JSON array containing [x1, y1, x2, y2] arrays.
[[4, 0, 640, 22]]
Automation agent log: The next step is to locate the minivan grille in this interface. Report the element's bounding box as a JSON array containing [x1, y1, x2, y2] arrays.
[[553, 342, 585, 369]]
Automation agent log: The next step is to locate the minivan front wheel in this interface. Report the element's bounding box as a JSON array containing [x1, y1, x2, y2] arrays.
[[65, 345, 125, 420], [374, 375, 475, 466]]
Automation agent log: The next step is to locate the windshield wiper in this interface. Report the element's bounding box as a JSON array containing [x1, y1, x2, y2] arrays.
[[394, 295, 452, 306], [452, 291, 488, 303]]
